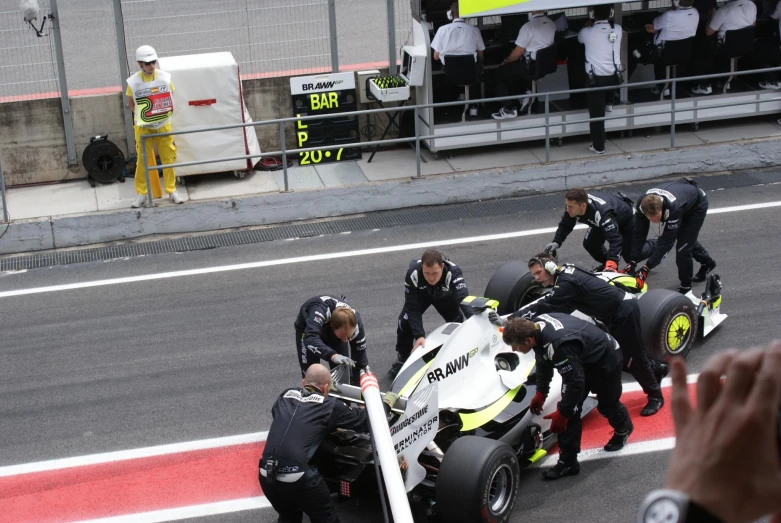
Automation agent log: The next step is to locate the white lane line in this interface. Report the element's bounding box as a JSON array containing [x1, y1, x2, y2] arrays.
[[73, 497, 272, 523], [0, 431, 268, 478], [536, 437, 677, 468], [621, 372, 699, 393], [0, 225, 577, 299], [2, 199, 780, 299], [0, 375, 699, 478]]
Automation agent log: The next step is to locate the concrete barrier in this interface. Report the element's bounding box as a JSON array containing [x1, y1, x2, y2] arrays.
[[0, 135, 777, 255]]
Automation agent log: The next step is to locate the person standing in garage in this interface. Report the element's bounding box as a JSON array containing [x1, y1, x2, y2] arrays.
[[500, 252, 667, 416], [578, 4, 624, 155], [126, 45, 184, 208], [500, 313, 634, 480], [389, 250, 473, 379]]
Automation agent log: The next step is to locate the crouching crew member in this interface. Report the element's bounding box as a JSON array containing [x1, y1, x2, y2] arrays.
[[627, 179, 717, 294], [499, 313, 634, 480], [504, 253, 667, 416], [294, 296, 368, 382], [390, 250, 473, 378], [545, 188, 636, 271], [259, 364, 368, 523]]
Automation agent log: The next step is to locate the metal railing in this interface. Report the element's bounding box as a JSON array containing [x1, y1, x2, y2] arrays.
[[0, 153, 8, 223], [139, 65, 781, 207]]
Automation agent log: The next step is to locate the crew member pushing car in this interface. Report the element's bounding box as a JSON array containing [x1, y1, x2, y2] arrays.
[[390, 250, 473, 378], [545, 188, 636, 272], [259, 364, 368, 523], [627, 179, 717, 294], [294, 295, 368, 383], [500, 313, 634, 480], [499, 253, 667, 416]]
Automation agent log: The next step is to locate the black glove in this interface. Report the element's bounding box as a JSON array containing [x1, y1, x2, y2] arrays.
[[488, 310, 506, 326]]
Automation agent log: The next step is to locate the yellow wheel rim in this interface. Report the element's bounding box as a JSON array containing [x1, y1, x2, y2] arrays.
[[667, 314, 691, 352]]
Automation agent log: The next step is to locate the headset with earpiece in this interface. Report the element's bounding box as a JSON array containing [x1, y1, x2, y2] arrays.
[[529, 256, 559, 275]]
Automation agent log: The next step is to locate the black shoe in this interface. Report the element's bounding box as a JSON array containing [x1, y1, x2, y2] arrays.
[[654, 362, 669, 383], [387, 360, 405, 379], [542, 460, 580, 480], [692, 261, 716, 283], [592, 263, 606, 272], [604, 425, 633, 451], [640, 396, 664, 417], [677, 286, 692, 294]]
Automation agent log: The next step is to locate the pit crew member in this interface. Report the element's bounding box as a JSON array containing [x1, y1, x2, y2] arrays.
[[627, 179, 717, 294], [390, 250, 473, 378], [501, 313, 634, 480], [259, 364, 368, 523], [501, 252, 667, 416], [545, 188, 636, 271], [294, 296, 368, 382]]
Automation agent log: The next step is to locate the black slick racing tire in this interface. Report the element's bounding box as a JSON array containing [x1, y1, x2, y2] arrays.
[[436, 436, 520, 523], [484, 261, 548, 315], [638, 289, 698, 361]]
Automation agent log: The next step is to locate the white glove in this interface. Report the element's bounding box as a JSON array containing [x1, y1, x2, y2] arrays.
[[331, 354, 356, 367], [488, 310, 506, 326], [544, 242, 560, 253]]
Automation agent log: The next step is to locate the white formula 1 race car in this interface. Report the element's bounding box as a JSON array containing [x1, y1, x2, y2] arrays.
[[317, 263, 726, 523]]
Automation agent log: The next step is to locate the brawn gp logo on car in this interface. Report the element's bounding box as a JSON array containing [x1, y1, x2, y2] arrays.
[[427, 348, 479, 383]]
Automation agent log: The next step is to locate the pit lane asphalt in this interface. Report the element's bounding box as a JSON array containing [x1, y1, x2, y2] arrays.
[[2, 181, 780, 522]]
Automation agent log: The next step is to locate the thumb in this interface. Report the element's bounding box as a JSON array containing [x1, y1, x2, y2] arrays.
[[543, 413, 553, 420]]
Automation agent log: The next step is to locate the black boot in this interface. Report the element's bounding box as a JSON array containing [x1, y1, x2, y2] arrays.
[[654, 362, 669, 383], [641, 396, 664, 417], [677, 285, 692, 294], [542, 459, 580, 480], [692, 261, 717, 283], [387, 359, 406, 379], [604, 424, 634, 451]]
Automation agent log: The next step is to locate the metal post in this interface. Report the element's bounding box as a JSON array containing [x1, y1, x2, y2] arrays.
[[49, 0, 77, 167], [544, 94, 551, 163], [387, 0, 397, 74], [280, 121, 290, 192], [0, 155, 8, 223], [414, 106, 421, 178], [112, 0, 136, 159], [327, 0, 339, 72], [670, 78, 677, 149], [141, 134, 154, 206]]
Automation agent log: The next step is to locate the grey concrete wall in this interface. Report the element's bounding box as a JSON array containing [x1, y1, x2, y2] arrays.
[[0, 94, 127, 186], [2, 136, 779, 255], [1, 71, 387, 186]]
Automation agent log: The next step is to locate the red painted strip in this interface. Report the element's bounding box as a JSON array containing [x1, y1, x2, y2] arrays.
[[571, 383, 693, 453], [0, 384, 688, 522], [0, 442, 265, 523], [188, 99, 217, 106]]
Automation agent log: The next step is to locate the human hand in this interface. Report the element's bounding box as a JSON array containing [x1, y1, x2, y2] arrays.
[[665, 343, 781, 523], [543, 410, 569, 433], [635, 265, 649, 289], [618, 261, 636, 274], [530, 391, 546, 415], [488, 310, 506, 327], [383, 391, 400, 409], [544, 242, 560, 254], [331, 354, 356, 367], [604, 260, 618, 272], [412, 337, 426, 352]]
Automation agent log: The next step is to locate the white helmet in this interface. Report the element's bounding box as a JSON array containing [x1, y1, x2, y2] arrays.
[[135, 45, 158, 63]]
